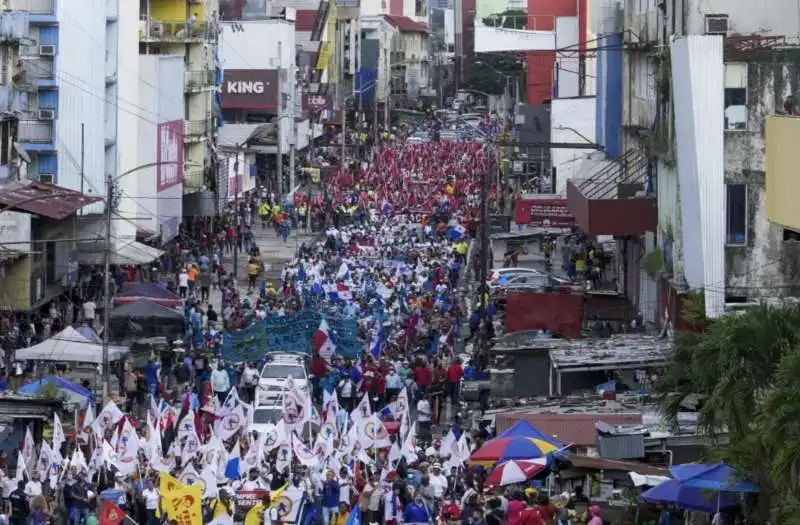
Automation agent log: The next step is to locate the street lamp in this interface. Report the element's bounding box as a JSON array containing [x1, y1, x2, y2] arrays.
[[101, 161, 200, 400]]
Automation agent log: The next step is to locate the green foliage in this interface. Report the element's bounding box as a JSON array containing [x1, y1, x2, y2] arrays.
[[482, 9, 527, 29], [463, 54, 524, 96], [654, 304, 800, 523], [644, 248, 665, 279], [36, 382, 61, 400]]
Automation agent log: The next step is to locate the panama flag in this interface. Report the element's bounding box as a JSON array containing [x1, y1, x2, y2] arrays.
[[312, 319, 336, 361], [336, 282, 352, 301]]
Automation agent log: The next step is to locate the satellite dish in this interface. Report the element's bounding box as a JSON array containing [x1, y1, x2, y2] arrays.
[[13, 143, 31, 164]]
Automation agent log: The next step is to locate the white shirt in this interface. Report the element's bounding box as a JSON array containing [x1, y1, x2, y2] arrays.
[[339, 477, 351, 504], [417, 399, 431, 422], [83, 301, 96, 321], [211, 369, 231, 392], [237, 478, 268, 491], [179, 272, 189, 287], [429, 473, 448, 499], [263, 506, 279, 525], [143, 488, 160, 510], [24, 480, 42, 497]]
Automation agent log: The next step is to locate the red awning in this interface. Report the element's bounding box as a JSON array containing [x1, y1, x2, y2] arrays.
[[384, 15, 429, 33], [0, 181, 102, 220]]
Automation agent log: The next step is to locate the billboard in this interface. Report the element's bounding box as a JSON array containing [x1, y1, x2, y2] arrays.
[[221, 69, 278, 110], [156, 120, 184, 191], [302, 93, 333, 112], [219, 0, 268, 20], [515, 197, 576, 228]]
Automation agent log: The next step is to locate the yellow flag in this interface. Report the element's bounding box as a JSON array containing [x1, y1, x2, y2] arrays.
[[270, 482, 289, 509], [157, 472, 182, 518], [244, 502, 265, 525], [164, 484, 203, 525]]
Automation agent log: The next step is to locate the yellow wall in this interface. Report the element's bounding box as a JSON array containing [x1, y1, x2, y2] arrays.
[[0, 257, 31, 310], [766, 115, 800, 230], [150, 0, 206, 21]]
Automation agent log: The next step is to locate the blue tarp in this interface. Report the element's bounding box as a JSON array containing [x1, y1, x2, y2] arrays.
[[221, 310, 361, 363], [18, 376, 93, 407], [641, 480, 737, 512], [669, 463, 759, 493]]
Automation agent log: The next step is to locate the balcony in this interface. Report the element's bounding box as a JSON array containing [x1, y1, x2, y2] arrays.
[[139, 19, 218, 43], [184, 118, 214, 140], [565, 148, 657, 236], [9, 0, 54, 22], [0, 12, 30, 42], [16, 57, 54, 88], [184, 70, 214, 92], [184, 163, 204, 189], [0, 87, 28, 116], [18, 120, 53, 144]]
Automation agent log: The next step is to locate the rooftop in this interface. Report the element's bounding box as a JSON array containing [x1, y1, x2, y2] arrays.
[[383, 15, 428, 33], [0, 181, 101, 220], [549, 335, 672, 372]]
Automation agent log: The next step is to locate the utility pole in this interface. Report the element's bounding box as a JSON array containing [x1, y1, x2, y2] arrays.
[[102, 173, 113, 400], [341, 98, 347, 167], [233, 146, 240, 279], [277, 41, 283, 197]]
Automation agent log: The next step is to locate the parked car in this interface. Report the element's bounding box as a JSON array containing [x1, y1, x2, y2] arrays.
[[257, 353, 309, 406]]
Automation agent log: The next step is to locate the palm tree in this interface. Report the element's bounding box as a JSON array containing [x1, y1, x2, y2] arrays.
[[654, 303, 800, 522]]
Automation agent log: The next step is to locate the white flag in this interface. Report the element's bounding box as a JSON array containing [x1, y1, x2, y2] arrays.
[[215, 404, 246, 441], [52, 413, 65, 451], [92, 401, 124, 435]]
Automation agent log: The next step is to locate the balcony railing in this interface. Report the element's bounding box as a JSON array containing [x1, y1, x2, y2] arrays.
[[184, 70, 214, 91], [184, 118, 214, 137], [18, 120, 52, 143], [19, 57, 53, 82], [139, 19, 218, 43], [9, 0, 53, 14], [184, 164, 204, 188]]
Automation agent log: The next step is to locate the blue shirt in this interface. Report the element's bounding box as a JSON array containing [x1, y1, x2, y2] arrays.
[[143, 363, 160, 386], [404, 502, 430, 523]]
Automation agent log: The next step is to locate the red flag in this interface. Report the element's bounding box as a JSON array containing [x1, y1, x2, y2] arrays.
[[100, 499, 126, 525]]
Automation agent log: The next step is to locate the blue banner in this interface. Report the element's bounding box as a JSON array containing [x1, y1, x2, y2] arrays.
[[221, 309, 361, 363]]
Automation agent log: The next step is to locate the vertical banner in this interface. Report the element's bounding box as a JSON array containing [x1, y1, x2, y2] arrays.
[[156, 120, 184, 191]]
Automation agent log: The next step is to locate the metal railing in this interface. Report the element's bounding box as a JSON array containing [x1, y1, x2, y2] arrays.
[[184, 70, 214, 90], [139, 19, 217, 42], [573, 148, 651, 200], [184, 164, 205, 188], [19, 57, 54, 81], [9, 0, 53, 14], [184, 118, 213, 137], [18, 120, 52, 143]]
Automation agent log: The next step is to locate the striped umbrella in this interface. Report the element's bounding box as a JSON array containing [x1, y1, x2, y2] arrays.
[[485, 459, 549, 487], [470, 436, 562, 465]]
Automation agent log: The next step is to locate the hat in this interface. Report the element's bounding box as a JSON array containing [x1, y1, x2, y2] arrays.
[[432, 463, 442, 469], [590, 505, 601, 516]]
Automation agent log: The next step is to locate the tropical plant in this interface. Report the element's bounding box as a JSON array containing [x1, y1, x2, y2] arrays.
[[654, 303, 800, 523]]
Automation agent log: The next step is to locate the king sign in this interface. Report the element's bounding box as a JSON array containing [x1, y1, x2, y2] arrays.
[[227, 80, 267, 94]]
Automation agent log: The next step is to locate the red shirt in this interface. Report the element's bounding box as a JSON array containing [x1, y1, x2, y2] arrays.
[[446, 364, 463, 383], [311, 357, 327, 377], [414, 366, 432, 387]]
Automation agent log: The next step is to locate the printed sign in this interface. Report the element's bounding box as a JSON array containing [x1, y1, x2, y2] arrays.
[[157, 120, 184, 191], [221, 69, 279, 110], [235, 489, 269, 519], [302, 93, 333, 112], [515, 197, 576, 228]]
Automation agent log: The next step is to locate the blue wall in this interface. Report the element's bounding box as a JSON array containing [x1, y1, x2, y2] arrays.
[[596, 33, 622, 159], [355, 68, 377, 108]]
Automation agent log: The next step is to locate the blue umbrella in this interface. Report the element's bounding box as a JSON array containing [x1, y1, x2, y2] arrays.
[[641, 480, 738, 513], [670, 463, 759, 493]]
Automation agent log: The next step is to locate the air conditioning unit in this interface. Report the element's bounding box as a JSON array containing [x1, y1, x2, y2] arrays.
[[38, 109, 55, 120], [39, 174, 54, 184], [705, 15, 729, 35], [150, 23, 164, 37], [39, 45, 56, 56]]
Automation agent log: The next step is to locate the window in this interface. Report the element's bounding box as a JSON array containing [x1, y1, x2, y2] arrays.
[[633, 55, 655, 100], [726, 183, 747, 245], [636, 0, 655, 14], [724, 63, 747, 130]]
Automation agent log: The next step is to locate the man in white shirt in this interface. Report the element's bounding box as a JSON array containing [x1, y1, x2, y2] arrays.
[[142, 478, 160, 523], [211, 362, 231, 403], [429, 464, 449, 500], [24, 473, 42, 497], [178, 269, 189, 299], [235, 469, 269, 491], [83, 300, 96, 326]]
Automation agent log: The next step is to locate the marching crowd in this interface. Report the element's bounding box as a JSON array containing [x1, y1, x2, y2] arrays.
[[0, 119, 596, 525]]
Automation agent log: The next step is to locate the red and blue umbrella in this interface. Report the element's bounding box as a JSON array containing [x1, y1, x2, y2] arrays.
[[470, 436, 561, 465], [485, 459, 549, 487]]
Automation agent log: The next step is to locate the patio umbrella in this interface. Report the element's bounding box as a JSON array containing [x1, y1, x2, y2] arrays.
[[496, 420, 565, 445], [485, 458, 549, 487], [669, 463, 759, 493], [641, 480, 738, 513], [470, 436, 562, 465]]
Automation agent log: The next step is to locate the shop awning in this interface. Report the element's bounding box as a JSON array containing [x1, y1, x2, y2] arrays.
[[0, 181, 102, 219], [78, 240, 164, 265]]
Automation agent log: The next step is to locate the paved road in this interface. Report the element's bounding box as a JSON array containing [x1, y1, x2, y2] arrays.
[[206, 225, 320, 308]]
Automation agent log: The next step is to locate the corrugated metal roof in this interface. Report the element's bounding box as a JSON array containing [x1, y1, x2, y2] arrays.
[[295, 9, 318, 32], [496, 412, 643, 446], [566, 455, 668, 476], [548, 335, 672, 370], [384, 15, 429, 33], [0, 181, 102, 220]]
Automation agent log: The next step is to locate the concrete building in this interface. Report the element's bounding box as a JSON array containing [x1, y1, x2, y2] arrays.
[[139, 0, 220, 196], [571, 0, 800, 324]]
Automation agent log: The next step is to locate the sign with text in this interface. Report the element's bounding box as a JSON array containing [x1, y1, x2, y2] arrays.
[[234, 490, 269, 519], [302, 93, 333, 112], [156, 120, 184, 191], [515, 197, 576, 228], [221, 69, 278, 110]]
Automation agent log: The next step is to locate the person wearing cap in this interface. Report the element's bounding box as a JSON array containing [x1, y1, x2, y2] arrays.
[[429, 463, 448, 501], [587, 506, 602, 525]]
